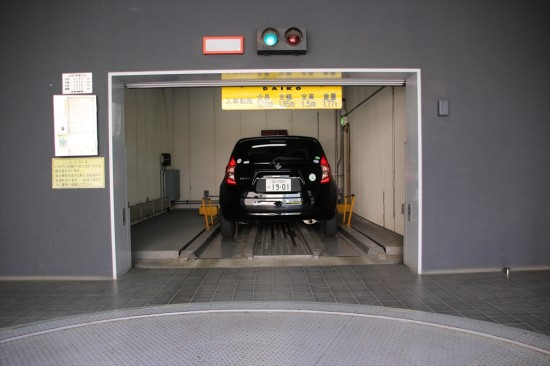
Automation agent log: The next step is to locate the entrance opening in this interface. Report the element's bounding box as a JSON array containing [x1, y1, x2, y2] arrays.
[[109, 69, 422, 278]]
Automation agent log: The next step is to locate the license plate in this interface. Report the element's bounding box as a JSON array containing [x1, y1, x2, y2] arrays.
[[265, 178, 291, 192]]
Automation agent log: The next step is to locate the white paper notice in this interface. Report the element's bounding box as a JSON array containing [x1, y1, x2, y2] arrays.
[[53, 95, 98, 156]]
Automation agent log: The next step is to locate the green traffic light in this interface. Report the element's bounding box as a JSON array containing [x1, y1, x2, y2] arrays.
[[262, 30, 279, 46]]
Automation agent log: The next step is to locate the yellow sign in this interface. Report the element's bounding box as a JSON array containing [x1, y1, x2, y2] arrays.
[[222, 86, 342, 110], [221, 72, 341, 80], [52, 157, 105, 189]]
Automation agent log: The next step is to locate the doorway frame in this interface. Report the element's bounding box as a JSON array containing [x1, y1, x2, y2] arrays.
[[108, 68, 422, 278]]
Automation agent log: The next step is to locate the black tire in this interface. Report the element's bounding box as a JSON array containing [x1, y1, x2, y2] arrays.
[[220, 214, 236, 238], [322, 211, 338, 237]]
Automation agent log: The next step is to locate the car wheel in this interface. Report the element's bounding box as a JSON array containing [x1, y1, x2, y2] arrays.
[[322, 211, 338, 237], [220, 214, 236, 238]]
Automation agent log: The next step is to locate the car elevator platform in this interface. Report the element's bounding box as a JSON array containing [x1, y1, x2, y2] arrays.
[[131, 209, 403, 268]]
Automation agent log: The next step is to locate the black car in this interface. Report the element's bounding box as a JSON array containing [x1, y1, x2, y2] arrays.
[[219, 135, 338, 238]]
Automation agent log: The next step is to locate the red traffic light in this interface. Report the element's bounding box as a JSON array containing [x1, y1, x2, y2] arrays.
[[285, 28, 303, 47]]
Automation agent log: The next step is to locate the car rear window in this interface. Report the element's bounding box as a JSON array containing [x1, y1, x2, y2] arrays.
[[234, 138, 324, 163]]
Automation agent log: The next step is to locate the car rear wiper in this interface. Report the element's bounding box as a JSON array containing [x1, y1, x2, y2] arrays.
[[270, 157, 303, 165]]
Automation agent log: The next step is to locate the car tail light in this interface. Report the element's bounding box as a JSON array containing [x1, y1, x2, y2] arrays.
[[320, 155, 331, 184], [225, 157, 237, 185]]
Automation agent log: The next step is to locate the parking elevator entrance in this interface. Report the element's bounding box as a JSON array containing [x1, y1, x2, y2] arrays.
[[109, 69, 421, 277]]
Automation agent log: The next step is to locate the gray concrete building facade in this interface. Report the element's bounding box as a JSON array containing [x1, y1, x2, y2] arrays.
[[1, 0, 548, 278]]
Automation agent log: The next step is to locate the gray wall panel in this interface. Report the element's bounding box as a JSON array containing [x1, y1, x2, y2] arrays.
[[1, 0, 548, 276]]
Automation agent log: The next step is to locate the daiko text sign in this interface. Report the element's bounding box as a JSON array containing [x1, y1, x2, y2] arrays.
[[222, 86, 342, 110]]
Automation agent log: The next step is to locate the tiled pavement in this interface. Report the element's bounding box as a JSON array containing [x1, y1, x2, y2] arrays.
[[1, 265, 549, 336]]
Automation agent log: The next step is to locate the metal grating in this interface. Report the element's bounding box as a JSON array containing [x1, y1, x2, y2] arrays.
[[1, 303, 549, 365]]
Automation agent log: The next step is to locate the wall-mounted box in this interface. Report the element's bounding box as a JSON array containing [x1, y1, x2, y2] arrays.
[[438, 99, 449, 116], [164, 169, 180, 201]]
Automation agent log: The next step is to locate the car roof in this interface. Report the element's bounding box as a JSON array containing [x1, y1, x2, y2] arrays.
[[236, 135, 320, 143]]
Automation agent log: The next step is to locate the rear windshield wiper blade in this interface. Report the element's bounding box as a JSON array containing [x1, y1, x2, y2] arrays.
[[270, 157, 303, 165]]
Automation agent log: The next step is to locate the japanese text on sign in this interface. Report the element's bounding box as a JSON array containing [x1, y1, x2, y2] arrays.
[[221, 72, 341, 80], [221, 86, 342, 110], [52, 157, 105, 189], [62, 72, 93, 94]]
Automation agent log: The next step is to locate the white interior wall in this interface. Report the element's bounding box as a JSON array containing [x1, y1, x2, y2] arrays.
[[394, 88, 407, 235], [188, 88, 217, 199], [125, 89, 175, 205], [126, 87, 337, 205], [172, 88, 191, 204], [348, 86, 406, 235]]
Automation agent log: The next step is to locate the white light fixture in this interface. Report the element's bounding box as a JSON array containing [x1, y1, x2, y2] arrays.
[[203, 36, 244, 55]]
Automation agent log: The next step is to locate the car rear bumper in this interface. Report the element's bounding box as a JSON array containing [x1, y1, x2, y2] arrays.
[[220, 183, 337, 222]]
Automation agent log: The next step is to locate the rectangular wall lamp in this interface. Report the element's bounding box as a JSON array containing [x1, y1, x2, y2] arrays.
[[203, 36, 244, 55], [438, 99, 449, 116]]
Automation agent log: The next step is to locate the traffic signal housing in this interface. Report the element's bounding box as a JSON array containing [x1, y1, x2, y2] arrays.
[[257, 27, 307, 55]]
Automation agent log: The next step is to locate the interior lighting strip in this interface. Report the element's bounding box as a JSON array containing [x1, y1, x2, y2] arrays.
[[125, 79, 406, 88]]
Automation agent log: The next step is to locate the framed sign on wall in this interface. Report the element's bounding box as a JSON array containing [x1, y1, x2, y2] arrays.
[[53, 95, 98, 157]]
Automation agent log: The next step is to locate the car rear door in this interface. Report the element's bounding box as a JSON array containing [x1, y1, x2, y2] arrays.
[[233, 138, 325, 195]]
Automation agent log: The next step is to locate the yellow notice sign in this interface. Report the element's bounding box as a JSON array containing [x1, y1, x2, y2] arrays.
[[222, 86, 342, 110], [52, 157, 105, 189], [221, 72, 341, 80]]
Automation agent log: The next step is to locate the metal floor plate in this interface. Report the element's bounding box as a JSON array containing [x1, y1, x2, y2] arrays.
[[198, 221, 366, 259], [133, 209, 388, 262], [1, 302, 549, 365]]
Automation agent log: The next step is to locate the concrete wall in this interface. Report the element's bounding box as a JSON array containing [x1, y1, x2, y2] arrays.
[[1, 0, 548, 276]]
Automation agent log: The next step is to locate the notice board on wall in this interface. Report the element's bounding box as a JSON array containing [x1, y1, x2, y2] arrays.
[[52, 157, 105, 189], [53, 95, 98, 156]]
